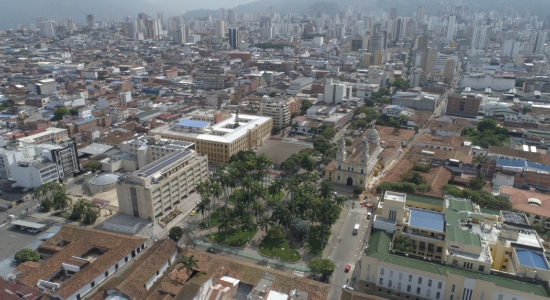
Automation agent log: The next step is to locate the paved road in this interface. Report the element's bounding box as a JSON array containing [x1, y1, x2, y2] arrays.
[[327, 200, 370, 300]]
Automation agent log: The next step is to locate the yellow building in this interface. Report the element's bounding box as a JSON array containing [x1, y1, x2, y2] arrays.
[[358, 191, 550, 300], [149, 113, 272, 163], [325, 125, 382, 187]]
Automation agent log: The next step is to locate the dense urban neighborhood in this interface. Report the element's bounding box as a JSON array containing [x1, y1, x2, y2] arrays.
[[0, 2, 549, 300]]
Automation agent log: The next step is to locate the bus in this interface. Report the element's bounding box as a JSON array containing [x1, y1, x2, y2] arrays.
[[353, 223, 360, 235]]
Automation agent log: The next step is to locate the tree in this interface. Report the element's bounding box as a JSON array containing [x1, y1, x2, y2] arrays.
[[218, 215, 232, 245], [178, 255, 199, 275], [69, 107, 79, 116], [83, 160, 102, 172], [353, 186, 364, 196], [168, 226, 184, 241], [269, 91, 278, 97], [52, 190, 72, 213], [468, 173, 486, 191], [53, 107, 69, 120], [401, 170, 427, 185], [271, 126, 281, 135], [300, 100, 313, 115], [259, 214, 274, 233], [393, 235, 414, 253], [300, 154, 315, 171], [291, 112, 300, 119], [344, 138, 352, 146], [312, 136, 331, 154], [472, 155, 489, 174], [307, 257, 335, 279], [290, 218, 310, 240], [392, 77, 409, 91], [70, 198, 100, 224], [15, 248, 40, 263]]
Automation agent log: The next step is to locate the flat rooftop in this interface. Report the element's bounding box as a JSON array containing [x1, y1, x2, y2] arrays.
[[134, 150, 191, 178], [384, 191, 407, 202], [176, 119, 211, 129], [409, 208, 445, 232], [515, 248, 549, 270]]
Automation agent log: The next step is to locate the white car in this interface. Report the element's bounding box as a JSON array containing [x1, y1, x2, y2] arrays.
[[343, 285, 354, 291], [8, 215, 15, 219]]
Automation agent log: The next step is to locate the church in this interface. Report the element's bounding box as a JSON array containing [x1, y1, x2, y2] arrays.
[[324, 124, 383, 187]]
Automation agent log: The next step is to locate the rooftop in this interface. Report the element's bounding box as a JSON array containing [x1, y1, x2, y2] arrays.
[[515, 249, 549, 270], [409, 208, 445, 232], [133, 150, 192, 179], [367, 230, 549, 297], [175, 119, 211, 129]]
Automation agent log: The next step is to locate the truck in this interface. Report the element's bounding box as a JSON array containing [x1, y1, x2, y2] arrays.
[[353, 223, 359, 235]]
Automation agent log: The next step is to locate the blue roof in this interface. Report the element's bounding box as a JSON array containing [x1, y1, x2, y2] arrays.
[[176, 119, 210, 128], [409, 208, 445, 232], [496, 159, 550, 173], [516, 249, 549, 270], [74, 117, 98, 125]]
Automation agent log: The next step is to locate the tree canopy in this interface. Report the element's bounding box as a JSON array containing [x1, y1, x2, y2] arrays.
[[15, 248, 40, 263], [463, 120, 509, 148], [307, 257, 335, 279], [168, 226, 184, 242], [53, 107, 69, 120], [83, 160, 102, 172]]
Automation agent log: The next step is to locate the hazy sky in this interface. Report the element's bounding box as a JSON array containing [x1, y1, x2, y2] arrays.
[[145, 0, 258, 12]]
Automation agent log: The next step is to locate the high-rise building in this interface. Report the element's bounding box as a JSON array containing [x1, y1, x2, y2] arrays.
[[215, 20, 226, 38], [175, 25, 186, 44], [502, 40, 522, 57], [415, 6, 424, 30], [443, 58, 456, 82], [323, 79, 352, 104], [389, 7, 397, 20], [67, 18, 77, 31], [392, 18, 404, 42], [420, 48, 437, 73], [416, 35, 429, 51], [156, 12, 164, 28], [471, 25, 489, 50], [228, 27, 240, 49], [532, 31, 547, 54], [446, 93, 482, 117], [446, 15, 456, 41], [86, 14, 95, 28], [260, 96, 300, 128], [227, 9, 237, 24], [41, 20, 56, 38]]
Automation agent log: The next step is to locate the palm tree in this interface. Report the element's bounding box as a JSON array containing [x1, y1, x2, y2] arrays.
[[196, 200, 208, 224], [333, 195, 347, 208], [249, 181, 264, 214], [178, 255, 199, 276], [199, 192, 211, 228], [268, 179, 284, 201], [52, 190, 72, 213], [393, 235, 414, 253], [318, 224, 331, 250], [472, 155, 489, 174], [209, 182, 222, 211], [217, 215, 232, 245], [251, 199, 264, 223], [271, 204, 291, 228], [285, 176, 300, 217], [258, 214, 274, 233], [240, 213, 255, 242]]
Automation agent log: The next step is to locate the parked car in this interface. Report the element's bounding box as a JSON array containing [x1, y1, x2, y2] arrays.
[[344, 264, 351, 273], [206, 248, 218, 254], [343, 285, 354, 291], [7, 214, 15, 219], [190, 210, 196, 216]]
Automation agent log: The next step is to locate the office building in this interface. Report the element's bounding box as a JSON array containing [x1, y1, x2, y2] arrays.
[[175, 24, 186, 44], [260, 96, 300, 128], [445, 93, 482, 117], [389, 7, 397, 20], [360, 191, 550, 300], [86, 14, 95, 28], [392, 92, 437, 111], [215, 19, 226, 38], [323, 79, 352, 104], [149, 113, 272, 163], [471, 25, 489, 50], [228, 27, 240, 49], [416, 35, 428, 51], [117, 150, 207, 221], [443, 58, 456, 81], [420, 48, 437, 74]]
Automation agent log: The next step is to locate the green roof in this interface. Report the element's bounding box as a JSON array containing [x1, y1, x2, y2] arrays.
[[445, 210, 461, 226], [446, 195, 474, 212], [480, 208, 500, 216], [367, 230, 549, 297], [446, 225, 481, 247], [406, 194, 444, 207]]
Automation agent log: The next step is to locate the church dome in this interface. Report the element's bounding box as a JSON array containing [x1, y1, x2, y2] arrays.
[[366, 126, 380, 144]]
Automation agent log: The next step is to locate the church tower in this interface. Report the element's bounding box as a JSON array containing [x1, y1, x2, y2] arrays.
[[336, 137, 347, 162], [358, 136, 369, 172]]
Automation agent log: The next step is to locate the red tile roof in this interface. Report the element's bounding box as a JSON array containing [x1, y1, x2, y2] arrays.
[[501, 186, 550, 219]]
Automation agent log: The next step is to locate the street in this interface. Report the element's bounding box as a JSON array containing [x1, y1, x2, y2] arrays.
[[327, 200, 369, 300]]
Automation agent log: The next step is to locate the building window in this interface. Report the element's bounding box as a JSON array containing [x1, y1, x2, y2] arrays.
[[388, 280, 393, 288], [480, 292, 485, 300], [91, 281, 96, 288], [438, 282, 442, 289], [408, 275, 412, 282], [478, 265, 485, 272], [436, 292, 440, 300], [428, 279, 432, 287], [417, 287, 421, 294], [115, 263, 119, 270], [389, 270, 393, 277], [497, 295, 503, 300], [418, 278, 422, 284], [380, 268, 384, 275], [367, 274, 370, 281], [451, 284, 455, 292], [105, 271, 109, 277], [407, 285, 411, 292], [367, 264, 371, 271], [399, 273, 403, 280], [379, 278, 384, 285], [398, 282, 402, 290]]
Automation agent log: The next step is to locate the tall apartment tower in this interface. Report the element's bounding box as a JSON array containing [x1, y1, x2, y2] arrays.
[[415, 6, 424, 30], [471, 25, 489, 50], [228, 27, 240, 49], [420, 48, 437, 73], [215, 20, 226, 38], [446, 15, 456, 41], [389, 7, 397, 20], [176, 25, 186, 44], [443, 58, 456, 81], [86, 14, 95, 28], [532, 31, 547, 54], [416, 35, 429, 51]]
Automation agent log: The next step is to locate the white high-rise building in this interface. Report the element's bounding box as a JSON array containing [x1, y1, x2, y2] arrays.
[[323, 79, 351, 104], [41, 20, 56, 38], [215, 19, 226, 38], [471, 25, 489, 50], [531, 31, 547, 54], [502, 40, 522, 57], [446, 15, 456, 41]]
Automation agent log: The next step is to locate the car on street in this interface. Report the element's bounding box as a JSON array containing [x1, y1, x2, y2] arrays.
[[344, 264, 351, 272], [206, 248, 218, 254], [190, 210, 196, 216], [343, 285, 354, 291], [8, 214, 15, 219]]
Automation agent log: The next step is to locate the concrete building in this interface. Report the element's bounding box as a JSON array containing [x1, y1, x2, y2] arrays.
[[443, 58, 456, 81], [323, 79, 352, 104], [460, 74, 516, 91], [420, 48, 437, 74], [228, 27, 240, 49], [445, 93, 482, 117], [17, 127, 69, 144], [116, 149, 208, 221], [361, 191, 550, 300], [531, 31, 547, 54], [471, 25, 489, 50], [392, 92, 437, 111], [260, 95, 300, 128], [149, 113, 272, 163], [27, 79, 57, 95], [10, 159, 59, 188]]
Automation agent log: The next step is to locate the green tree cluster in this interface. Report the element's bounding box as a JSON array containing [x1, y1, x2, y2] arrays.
[[462, 119, 509, 148], [83, 160, 102, 172], [391, 77, 409, 91], [15, 248, 40, 263], [307, 257, 335, 280], [393, 235, 414, 252], [69, 198, 100, 224], [441, 184, 512, 210], [364, 88, 391, 106], [168, 226, 184, 241], [52, 107, 69, 121]]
